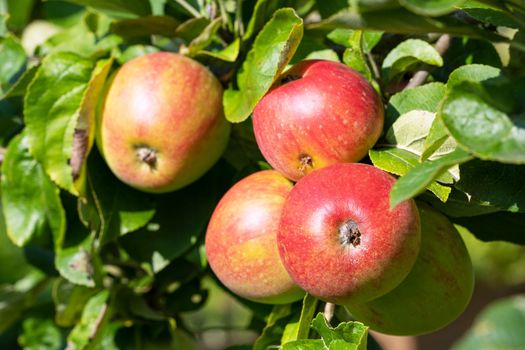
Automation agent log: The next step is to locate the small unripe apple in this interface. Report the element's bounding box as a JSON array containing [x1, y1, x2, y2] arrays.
[[278, 163, 420, 304], [346, 203, 474, 335], [253, 60, 384, 181], [100, 52, 230, 193], [205, 170, 305, 304]]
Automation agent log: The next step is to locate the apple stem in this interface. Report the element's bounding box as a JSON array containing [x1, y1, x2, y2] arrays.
[[280, 74, 301, 84], [324, 302, 335, 323], [339, 220, 361, 247], [136, 146, 157, 169]]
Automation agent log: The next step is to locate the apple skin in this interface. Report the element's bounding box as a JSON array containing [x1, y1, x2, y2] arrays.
[[252, 60, 384, 181], [100, 52, 230, 193], [346, 203, 474, 336], [205, 170, 305, 304], [277, 163, 420, 305]]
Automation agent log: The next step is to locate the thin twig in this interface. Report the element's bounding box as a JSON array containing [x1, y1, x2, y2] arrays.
[[405, 34, 451, 89], [324, 302, 335, 323]]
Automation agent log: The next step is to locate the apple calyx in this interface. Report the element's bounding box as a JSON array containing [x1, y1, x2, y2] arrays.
[[298, 153, 314, 173], [136, 145, 157, 169], [339, 220, 361, 247]]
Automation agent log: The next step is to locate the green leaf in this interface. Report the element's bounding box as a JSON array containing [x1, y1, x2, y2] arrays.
[[311, 313, 368, 349], [446, 64, 500, 88], [0, 35, 26, 95], [0, 271, 47, 333], [385, 109, 457, 164], [460, 2, 520, 28], [281, 294, 318, 343], [282, 339, 325, 349], [4, 0, 35, 31], [223, 8, 303, 123], [253, 303, 295, 350], [421, 116, 450, 161], [400, 0, 465, 16], [110, 15, 180, 38], [341, 30, 373, 82], [327, 29, 383, 53], [382, 39, 443, 83], [18, 318, 64, 350], [1, 133, 66, 247], [0, 285, 29, 333], [56, 196, 100, 287], [0, 13, 8, 37], [50, 0, 151, 18], [185, 18, 221, 56], [55, 232, 96, 287], [1, 64, 39, 99], [308, 7, 492, 38], [390, 148, 474, 208], [81, 151, 156, 245], [243, 0, 285, 40], [198, 38, 240, 62], [456, 160, 525, 212], [38, 18, 97, 57], [369, 148, 452, 202], [24, 52, 95, 196], [385, 82, 446, 129], [52, 278, 98, 327], [174, 17, 209, 43], [67, 290, 112, 350], [452, 294, 525, 350], [441, 75, 525, 164], [0, 200, 32, 284]]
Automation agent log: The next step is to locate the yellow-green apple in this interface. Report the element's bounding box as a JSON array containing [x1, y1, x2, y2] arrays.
[[100, 52, 230, 193], [205, 170, 305, 304], [346, 203, 474, 335], [277, 163, 420, 304], [252, 60, 384, 181]]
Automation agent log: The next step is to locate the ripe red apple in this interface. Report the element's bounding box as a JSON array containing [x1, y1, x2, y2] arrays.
[[100, 52, 230, 193], [252, 60, 384, 181], [277, 163, 420, 304], [346, 203, 474, 335], [205, 170, 305, 304]]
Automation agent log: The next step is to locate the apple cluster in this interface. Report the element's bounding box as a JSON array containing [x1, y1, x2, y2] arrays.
[[205, 60, 474, 336], [99, 53, 474, 336]]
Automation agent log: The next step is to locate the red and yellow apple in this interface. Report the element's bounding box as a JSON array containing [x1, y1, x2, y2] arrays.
[[253, 60, 384, 181], [277, 163, 420, 304], [346, 203, 474, 335], [100, 52, 230, 193], [205, 170, 305, 304]]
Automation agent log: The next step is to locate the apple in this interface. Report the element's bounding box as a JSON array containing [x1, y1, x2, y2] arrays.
[[252, 60, 384, 181], [100, 52, 230, 193], [277, 163, 420, 304], [345, 203, 474, 335], [205, 170, 305, 304]]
